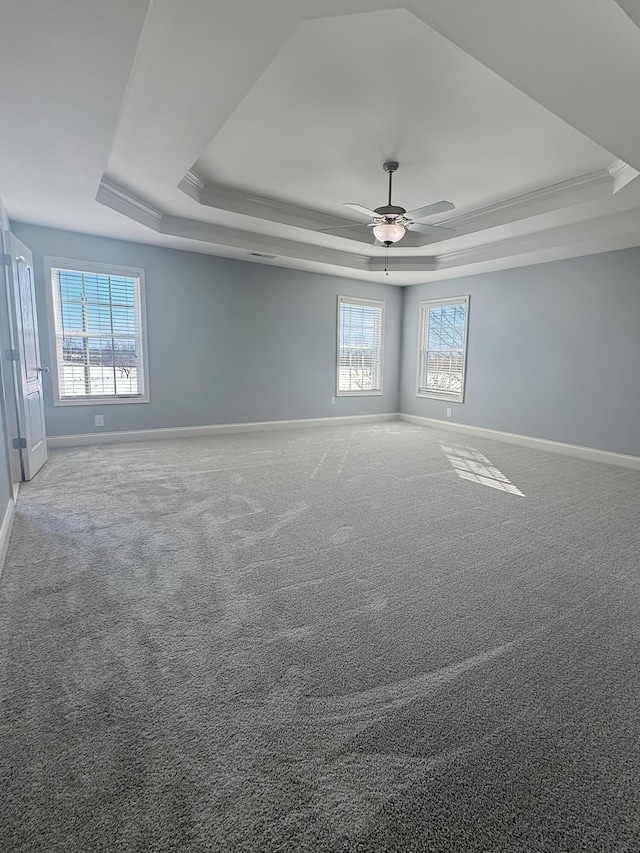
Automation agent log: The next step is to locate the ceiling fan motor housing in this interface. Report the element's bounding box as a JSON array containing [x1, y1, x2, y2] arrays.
[[374, 205, 406, 217]]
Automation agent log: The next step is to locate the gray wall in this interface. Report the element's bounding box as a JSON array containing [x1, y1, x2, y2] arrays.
[[9, 221, 640, 456], [401, 249, 640, 457], [12, 224, 402, 437]]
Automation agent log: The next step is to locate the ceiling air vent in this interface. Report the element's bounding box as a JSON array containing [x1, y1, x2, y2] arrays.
[[249, 252, 276, 259]]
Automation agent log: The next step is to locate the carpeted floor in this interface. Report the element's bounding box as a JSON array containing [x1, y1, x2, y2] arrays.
[[1, 421, 640, 852]]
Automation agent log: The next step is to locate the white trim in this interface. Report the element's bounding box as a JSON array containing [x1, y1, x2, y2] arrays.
[[187, 178, 379, 239], [95, 179, 163, 230], [336, 295, 385, 397], [96, 173, 640, 280], [182, 170, 205, 195], [441, 168, 611, 231], [435, 208, 640, 271], [160, 214, 371, 269], [41, 411, 640, 470], [183, 170, 614, 250], [0, 498, 16, 578], [608, 158, 640, 194], [46, 413, 399, 447], [608, 158, 629, 181], [399, 413, 640, 471], [416, 295, 469, 403], [51, 396, 151, 407], [44, 257, 150, 406]]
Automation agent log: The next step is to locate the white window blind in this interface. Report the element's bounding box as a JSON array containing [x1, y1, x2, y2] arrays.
[[51, 265, 146, 400], [417, 297, 469, 401], [337, 297, 384, 394]]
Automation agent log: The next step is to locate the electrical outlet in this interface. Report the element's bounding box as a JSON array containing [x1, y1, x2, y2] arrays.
[[330, 397, 336, 405], [94, 414, 104, 427], [446, 408, 453, 418]]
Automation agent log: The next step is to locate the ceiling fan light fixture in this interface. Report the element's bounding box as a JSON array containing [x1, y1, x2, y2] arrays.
[[320, 162, 455, 254], [372, 222, 406, 244]]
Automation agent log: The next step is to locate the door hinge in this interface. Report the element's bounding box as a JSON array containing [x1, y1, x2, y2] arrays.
[[5, 349, 19, 361], [12, 437, 27, 449], [0, 253, 11, 266]]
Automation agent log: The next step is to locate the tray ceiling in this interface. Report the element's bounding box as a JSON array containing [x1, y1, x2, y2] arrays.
[[3, 0, 640, 283]]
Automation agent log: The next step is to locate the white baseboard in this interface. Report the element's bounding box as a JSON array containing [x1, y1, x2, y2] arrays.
[[44, 410, 640, 471], [399, 413, 640, 471], [47, 413, 400, 448], [0, 497, 16, 578]]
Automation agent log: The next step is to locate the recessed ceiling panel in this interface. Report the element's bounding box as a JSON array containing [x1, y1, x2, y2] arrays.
[[194, 8, 613, 218]]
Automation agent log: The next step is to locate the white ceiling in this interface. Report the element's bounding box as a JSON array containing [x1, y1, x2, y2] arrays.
[[3, 0, 640, 284]]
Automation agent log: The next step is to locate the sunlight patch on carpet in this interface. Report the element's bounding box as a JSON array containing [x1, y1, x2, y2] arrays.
[[440, 442, 525, 496]]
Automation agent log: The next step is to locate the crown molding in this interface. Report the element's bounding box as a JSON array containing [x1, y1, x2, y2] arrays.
[[608, 158, 640, 193], [436, 206, 640, 270], [182, 168, 618, 248], [182, 177, 436, 247], [97, 174, 640, 281], [96, 178, 163, 230], [441, 168, 613, 235], [189, 178, 383, 243], [159, 215, 371, 270], [182, 169, 205, 194], [178, 169, 205, 202], [609, 158, 628, 180], [99, 177, 371, 269], [436, 228, 580, 269]]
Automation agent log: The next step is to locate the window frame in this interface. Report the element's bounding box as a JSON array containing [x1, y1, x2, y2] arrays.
[[44, 256, 150, 406], [336, 295, 385, 397], [415, 295, 469, 403]]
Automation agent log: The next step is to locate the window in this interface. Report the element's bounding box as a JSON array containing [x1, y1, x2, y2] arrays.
[[337, 296, 384, 395], [417, 296, 469, 402], [46, 258, 148, 405]]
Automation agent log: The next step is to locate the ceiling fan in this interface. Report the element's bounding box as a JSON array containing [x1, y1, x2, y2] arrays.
[[320, 161, 456, 245]]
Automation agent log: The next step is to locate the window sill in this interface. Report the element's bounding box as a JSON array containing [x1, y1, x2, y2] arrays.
[[336, 390, 383, 397], [416, 391, 464, 403], [53, 395, 150, 407]]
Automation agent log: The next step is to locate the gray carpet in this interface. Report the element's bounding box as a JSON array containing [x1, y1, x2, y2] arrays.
[[1, 421, 640, 852]]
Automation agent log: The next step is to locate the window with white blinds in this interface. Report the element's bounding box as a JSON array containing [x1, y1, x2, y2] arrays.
[[337, 296, 384, 395], [417, 296, 469, 402], [48, 260, 148, 403]]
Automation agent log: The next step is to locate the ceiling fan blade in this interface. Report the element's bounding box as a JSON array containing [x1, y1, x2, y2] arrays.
[[408, 222, 456, 238], [406, 200, 455, 220], [318, 223, 368, 233], [344, 203, 379, 219]]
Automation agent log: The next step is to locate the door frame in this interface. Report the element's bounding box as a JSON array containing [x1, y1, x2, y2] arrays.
[[0, 225, 23, 494]]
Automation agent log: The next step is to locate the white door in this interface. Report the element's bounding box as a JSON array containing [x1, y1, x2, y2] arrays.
[[0, 228, 22, 493], [8, 235, 48, 480]]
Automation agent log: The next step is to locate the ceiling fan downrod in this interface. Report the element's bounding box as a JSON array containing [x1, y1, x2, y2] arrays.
[[383, 160, 398, 207], [375, 161, 405, 220]]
